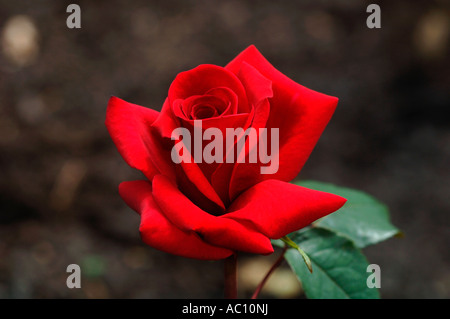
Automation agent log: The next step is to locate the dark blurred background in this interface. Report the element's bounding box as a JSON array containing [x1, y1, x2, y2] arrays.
[[0, 0, 448, 298]]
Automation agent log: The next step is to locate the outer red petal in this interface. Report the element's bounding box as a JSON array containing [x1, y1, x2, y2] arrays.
[[225, 179, 347, 239], [105, 96, 160, 179], [119, 180, 233, 260], [151, 175, 274, 255], [225, 46, 339, 199], [105, 96, 176, 182]]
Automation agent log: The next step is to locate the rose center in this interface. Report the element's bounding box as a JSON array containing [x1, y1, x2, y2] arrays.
[[191, 104, 219, 119]]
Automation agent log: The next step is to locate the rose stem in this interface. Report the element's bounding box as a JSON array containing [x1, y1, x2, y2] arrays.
[[251, 246, 288, 299], [224, 254, 238, 299]]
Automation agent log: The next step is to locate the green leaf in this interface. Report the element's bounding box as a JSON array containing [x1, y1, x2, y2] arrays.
[[284, 228, 380, 299], [294, 180, 400, 248]]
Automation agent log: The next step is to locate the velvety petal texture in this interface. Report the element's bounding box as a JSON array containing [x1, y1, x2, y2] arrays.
[[225, 180, 347, 239], [119, 180, 233, 260], [105, 96, 175, 181], [106, 45, 345, 260]]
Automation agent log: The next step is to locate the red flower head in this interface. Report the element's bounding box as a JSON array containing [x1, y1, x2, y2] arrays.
[[106, 45, 346, 260]]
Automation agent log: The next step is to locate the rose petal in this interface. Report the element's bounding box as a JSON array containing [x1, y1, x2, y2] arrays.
[[151, 98, 181, 140], [237, 62, 273, 112], [226, 45, 339, 198], [225, 179, 347, 239], [151, 175, 274, 254], [105, 96, 174, 181], [176, 144, 226, 210], [119, 180, 233, 260]]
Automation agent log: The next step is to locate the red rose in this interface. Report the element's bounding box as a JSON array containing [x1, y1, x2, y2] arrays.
[[106, 45, 346, 260]]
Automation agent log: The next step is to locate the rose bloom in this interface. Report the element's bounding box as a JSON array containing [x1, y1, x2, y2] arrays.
[[106, 45, 346, 260]]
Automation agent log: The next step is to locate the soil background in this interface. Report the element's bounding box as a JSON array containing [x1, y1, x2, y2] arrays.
[[0, 0, 449, 298]]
